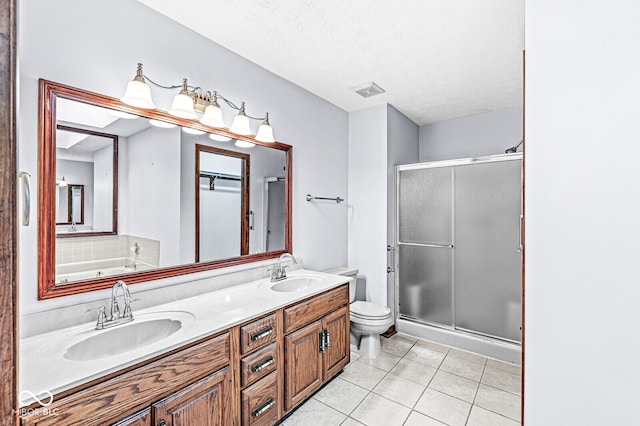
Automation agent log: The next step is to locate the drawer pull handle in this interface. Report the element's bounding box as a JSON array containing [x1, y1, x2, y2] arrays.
[[252, 398, 275, 418], [251, 326, 274, 341], [251, 356, 275, 373]]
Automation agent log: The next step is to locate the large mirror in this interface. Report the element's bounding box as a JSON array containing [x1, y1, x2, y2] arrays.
[[38, 80, 292, 299]]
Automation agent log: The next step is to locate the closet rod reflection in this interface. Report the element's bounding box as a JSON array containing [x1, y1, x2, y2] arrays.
[[306, 194, 344, 203]]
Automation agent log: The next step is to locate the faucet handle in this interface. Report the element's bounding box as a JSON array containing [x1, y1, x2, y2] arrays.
[[122, 298, 141, 318], [86, 306, 107, 329]]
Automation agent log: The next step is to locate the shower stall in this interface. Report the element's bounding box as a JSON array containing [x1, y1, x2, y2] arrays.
[[394, 153, 522, 357]]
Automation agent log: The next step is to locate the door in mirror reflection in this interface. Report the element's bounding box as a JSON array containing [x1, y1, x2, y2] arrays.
[[196, 145, 249, 262]]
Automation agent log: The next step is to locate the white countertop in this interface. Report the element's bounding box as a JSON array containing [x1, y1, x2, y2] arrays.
[[19, 269, 350, 405]]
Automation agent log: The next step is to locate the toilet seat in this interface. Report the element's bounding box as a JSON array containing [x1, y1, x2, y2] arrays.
[[350, 301, 391, 318]]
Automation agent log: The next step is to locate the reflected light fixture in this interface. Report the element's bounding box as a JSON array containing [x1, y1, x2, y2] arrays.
[[149, 119, 176, 128], [120, 64, 276, 141], [209, 133, 231, 142], [56, 176, 68, 187], [255, 112, 275, 143], [235, 140, 255, 148], [182, 127, 205, 135], [121, 63, 155, 109]]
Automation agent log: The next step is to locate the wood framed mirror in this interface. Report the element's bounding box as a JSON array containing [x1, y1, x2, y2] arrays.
[[39, 79, 292, 299]]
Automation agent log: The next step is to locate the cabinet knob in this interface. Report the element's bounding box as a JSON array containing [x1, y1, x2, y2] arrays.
[[158, 420, 167, 426]]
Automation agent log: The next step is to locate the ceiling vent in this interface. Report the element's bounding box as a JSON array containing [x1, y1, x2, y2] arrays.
[[354, 82, 386, 98]]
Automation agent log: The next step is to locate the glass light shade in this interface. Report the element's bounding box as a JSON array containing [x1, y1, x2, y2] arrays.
[[121, 80, 155, 109], [110, 110, 138, 119], [57, 177, 67, 187], [149, 119, 176, 128], [209, 133, 231, 142], [255, 123, 275, 143], [182, 127, 205, 135], [169, 93, 197, 119], [235, 140, 255, 148], [200, 105, 225, 128], [230, 113, 252, 135]]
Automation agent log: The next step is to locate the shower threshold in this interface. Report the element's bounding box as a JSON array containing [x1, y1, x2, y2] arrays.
[[396, 316, 521, 364]]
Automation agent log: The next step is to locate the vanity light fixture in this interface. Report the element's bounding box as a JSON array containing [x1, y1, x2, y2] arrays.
[[168, 79, 198, 119], [56, 176, 68, 187], [121, 63, 155, 109], [121, 63, 276, 141], [255, 113, 275, 143], [199, 91, 225, 128], [229, 102, 252, 135]]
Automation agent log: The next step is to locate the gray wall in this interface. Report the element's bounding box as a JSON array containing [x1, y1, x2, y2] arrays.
[[419, 107, 522, 162], [18, 0, 349, 313], [386, 105, 419, 310]]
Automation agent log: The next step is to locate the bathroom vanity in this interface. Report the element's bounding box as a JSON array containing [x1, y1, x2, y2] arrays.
[[19, 271, 350, 425]]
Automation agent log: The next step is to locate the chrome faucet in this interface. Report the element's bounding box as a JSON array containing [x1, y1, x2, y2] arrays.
[[270, 253, 297, 282], [88, 280, 136, 330]]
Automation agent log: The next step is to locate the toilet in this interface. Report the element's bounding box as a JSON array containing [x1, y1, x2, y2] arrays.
[[328, 267, 394, 358]]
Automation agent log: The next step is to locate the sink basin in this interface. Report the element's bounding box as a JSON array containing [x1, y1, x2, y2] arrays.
[[64, 312, 194, 361], [265, 275, 325, 292]]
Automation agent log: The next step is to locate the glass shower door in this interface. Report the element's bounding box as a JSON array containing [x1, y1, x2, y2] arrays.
[[397, 166, 454, 327], [453, 159, 522, 342]]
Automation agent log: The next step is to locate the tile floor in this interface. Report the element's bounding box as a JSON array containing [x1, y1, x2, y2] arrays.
[[281, 333, 521, 426]]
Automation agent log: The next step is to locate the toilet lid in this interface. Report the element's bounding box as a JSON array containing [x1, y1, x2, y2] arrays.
[[351, 301, 391, 318]]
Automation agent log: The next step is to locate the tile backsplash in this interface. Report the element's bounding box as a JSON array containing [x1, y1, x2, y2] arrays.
[[56, 234, 160, 267]]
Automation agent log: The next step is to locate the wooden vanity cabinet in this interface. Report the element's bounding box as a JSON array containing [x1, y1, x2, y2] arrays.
[[21, 283, 350, 426], [283, 286, 350, 412], [152, 367, 233, 426], [112, 409, 151, 426]]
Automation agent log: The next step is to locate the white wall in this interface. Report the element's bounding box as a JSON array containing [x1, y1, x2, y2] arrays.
[[525, 1, 640, 424], [348, 105, 388, 305], [386, 105, 419, 309], [17, 0, 348, 313], [126, 126, 182, 267], [92, 145, 113, 232], [419, 107, 522, 162]]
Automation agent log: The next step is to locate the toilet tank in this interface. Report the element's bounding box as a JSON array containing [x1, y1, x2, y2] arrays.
[[325, 267, 359, 302]]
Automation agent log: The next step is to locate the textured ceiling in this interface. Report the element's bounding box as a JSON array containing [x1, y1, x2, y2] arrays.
[[137, 0, 524, 125]]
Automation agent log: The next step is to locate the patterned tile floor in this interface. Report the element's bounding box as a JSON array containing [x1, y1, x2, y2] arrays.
[[282, 333, 521, 426]]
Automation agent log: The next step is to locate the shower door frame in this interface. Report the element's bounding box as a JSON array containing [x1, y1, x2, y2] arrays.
[[394, 152, 523, 344]]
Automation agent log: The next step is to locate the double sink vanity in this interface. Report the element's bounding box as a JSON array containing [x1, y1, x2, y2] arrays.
[[20, 268, 351, 425]]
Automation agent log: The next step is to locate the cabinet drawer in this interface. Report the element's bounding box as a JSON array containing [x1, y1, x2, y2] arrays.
[[241, 314, 277, 354], [284, 285, 348, 334], [241, 372, 279, 426], [241, 343, 278, 387]]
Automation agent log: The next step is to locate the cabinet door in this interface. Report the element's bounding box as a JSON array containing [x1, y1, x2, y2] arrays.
[[322, 306, 350, 379], [112, 408, 151, 426], [284, 320, 323, 411], [152, 366, 232, 426]]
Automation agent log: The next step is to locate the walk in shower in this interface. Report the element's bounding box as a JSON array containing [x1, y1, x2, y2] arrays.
[[394, 154, 522, 360]]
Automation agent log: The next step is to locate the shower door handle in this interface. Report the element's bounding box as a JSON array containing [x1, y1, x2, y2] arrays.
[[20, 172, 31, 226], [387, 245, 395, 273], [517, 214, 523, 253]]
